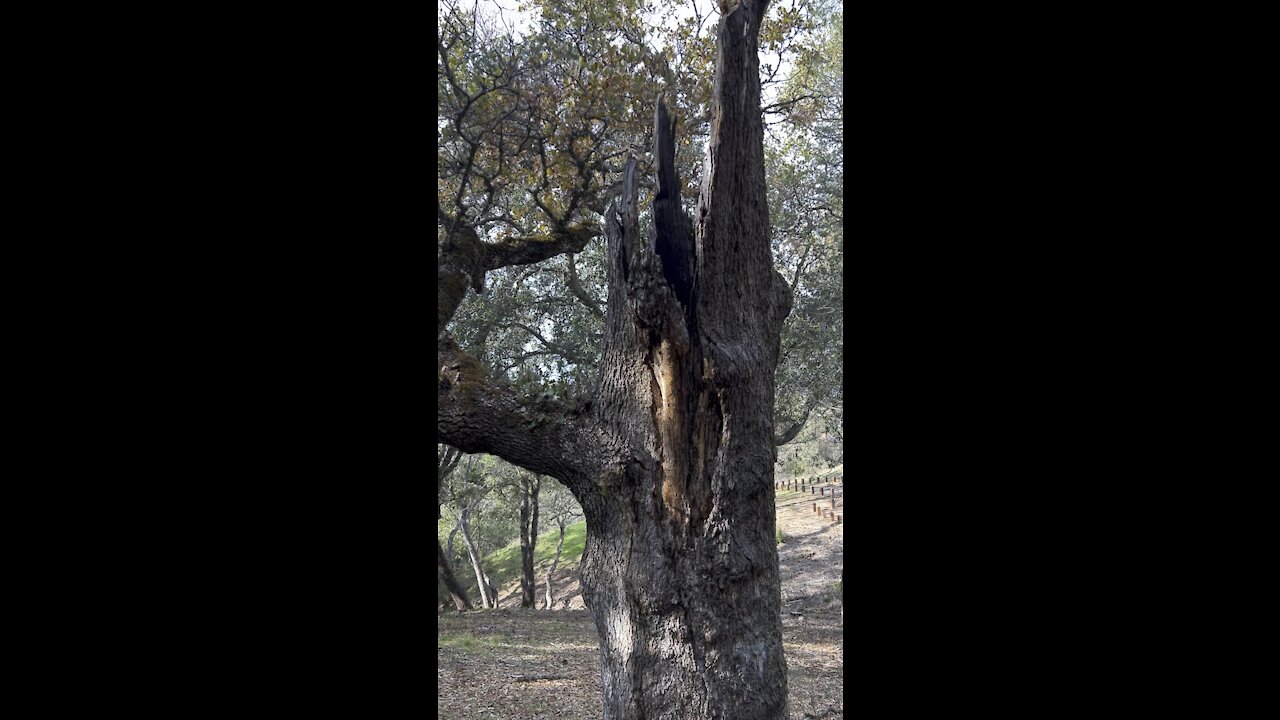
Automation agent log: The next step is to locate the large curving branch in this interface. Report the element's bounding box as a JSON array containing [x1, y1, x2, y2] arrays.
[[773, 398, 818, 446], [438, 336, 604, 500]]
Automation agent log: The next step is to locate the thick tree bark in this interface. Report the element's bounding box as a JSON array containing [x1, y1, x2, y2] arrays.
[[519, 474, 541, 608], [438, 2, 790, 716], [572, 4, 791, 717], [544, 518, 567, 610]]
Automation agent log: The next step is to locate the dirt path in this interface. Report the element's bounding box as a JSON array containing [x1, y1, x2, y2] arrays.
[[438, 607, 842, 720], [775, 487, 844, 604], [439, 487, 845, 719]]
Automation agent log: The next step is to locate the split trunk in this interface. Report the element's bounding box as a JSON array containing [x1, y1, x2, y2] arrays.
[[438, 2, 792, 717]]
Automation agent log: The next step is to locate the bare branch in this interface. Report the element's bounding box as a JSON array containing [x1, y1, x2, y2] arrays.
[[762, 93, 821, 115], [507, 321, 594, 367], [565, 253, 605, 319]]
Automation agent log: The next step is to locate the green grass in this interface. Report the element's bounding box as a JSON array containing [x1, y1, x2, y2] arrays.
[[440, 520, 588, 602], [776, 527, 787, 545], [437, 634, 497, 650], [483, 520, 587, 590]]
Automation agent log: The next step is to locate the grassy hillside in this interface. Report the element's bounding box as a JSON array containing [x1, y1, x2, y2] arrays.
[[483, 520, 586, 591], [439, 520, 586, 604]]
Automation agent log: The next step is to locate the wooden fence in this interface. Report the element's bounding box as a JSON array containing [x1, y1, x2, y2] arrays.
[[775, 472, 843, 524]]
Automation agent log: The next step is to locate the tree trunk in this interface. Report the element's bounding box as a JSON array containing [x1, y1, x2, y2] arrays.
[[574, 5, 791, 716], [437, 445, 471, 611], [437, 539, 472, 611], [482, 570, 498, 609], [544, 518, 567, 610], [446, 521, 460, 560], [458, 505, 494, 609], [519, 474, 542, 608], [438, 2, 791, 716]]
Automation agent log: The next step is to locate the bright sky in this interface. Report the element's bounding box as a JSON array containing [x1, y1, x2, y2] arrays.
[[469, 0, 800, 104]]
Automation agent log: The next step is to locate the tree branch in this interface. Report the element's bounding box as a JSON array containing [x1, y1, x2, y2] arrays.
[[438, 445, 463, 483], [438, 337, 603, 499], [439, 209, 600, 337], [565, 253, 605, 319], [507, 322, 594, 367], [484, 225, 600, 270], [762, 93, 821, 115], [774, 399, 818, 446]]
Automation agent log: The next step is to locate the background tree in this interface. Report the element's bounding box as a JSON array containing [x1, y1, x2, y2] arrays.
[[437, 445, 471, 611], [766, 2, 843, 448], [539, 480, 582, 609], [517, 472, 542, 608], [445, 455, 505, 609]]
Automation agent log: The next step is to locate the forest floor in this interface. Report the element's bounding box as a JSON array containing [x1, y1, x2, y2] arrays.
[[437, 487, 844, 719]]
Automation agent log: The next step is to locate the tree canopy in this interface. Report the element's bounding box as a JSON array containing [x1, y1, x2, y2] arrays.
[[440, 0, 843, 452]]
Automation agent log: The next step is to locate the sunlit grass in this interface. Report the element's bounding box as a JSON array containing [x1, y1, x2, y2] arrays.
[[438, 634, 497, 650], [440, 520, 587, 602], [483, 520, 586, 590]]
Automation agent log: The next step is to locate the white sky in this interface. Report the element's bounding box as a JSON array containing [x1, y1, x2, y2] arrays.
[[469, 0, 800, 105]]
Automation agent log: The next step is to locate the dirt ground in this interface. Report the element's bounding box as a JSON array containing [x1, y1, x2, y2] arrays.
[[776, 485, 844, 604], [438, 487, 843, 719]]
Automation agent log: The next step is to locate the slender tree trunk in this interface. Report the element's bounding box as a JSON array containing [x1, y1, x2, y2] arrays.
[[544, 518, 567, 610], [438, 3, 791, 716], [519, 474, 541, 608], [446, 521, 460, 560], [437, 445, 471, 611], [437, 539, 471, 611], [458, 506, 494, 609], [481, 569, 498, 609]]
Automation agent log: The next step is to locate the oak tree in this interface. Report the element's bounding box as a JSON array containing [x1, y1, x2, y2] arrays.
[[439, 2, 795, 716]]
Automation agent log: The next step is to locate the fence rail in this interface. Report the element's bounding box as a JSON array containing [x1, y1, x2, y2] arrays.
[[775, 473, 843, 524]]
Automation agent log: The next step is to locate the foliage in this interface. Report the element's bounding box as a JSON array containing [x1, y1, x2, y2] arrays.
[[442, 0, 844, 454], [438, 517, 588, 606], [766, 4, 843, 445], [438, 446, 585, 606]]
